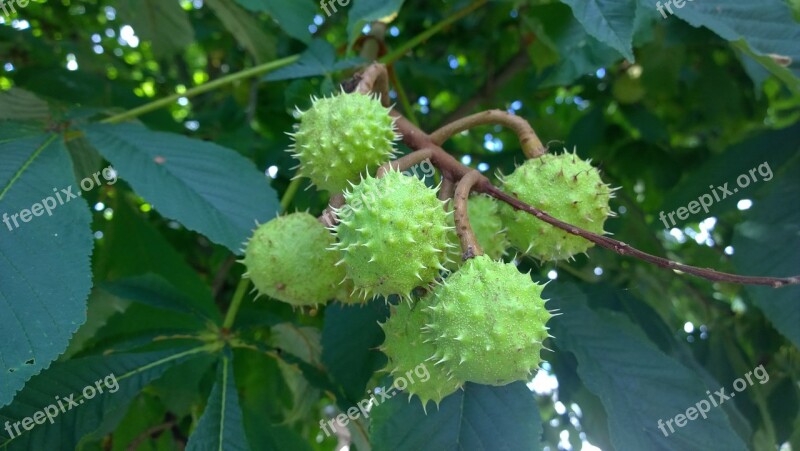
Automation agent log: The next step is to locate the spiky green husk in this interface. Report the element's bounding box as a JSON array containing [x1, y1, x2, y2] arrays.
[[445, 195, 509, 270], [499, 151, 613, 261], [331, 170, 450, 298], [379, 302, 463, 409], [243, 213, 343, 306], [288, 92, 399, 192], [424, 255, 550, 385], [334, 278, 366, 305]]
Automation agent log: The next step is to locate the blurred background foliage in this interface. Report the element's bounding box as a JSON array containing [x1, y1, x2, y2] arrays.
[[0, 0, 799, 450]]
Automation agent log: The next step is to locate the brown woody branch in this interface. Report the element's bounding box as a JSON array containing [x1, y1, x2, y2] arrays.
[[346, 63, 800, 288]]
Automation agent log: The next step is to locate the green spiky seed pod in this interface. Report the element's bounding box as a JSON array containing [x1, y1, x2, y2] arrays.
[[423, 255, 551, 385], [331, 170, 450, 298], [288, 92, 399, 192], [379, 301, 463, 410], [243, 212, 344, 306], [445, 195, 509, 270], [334, 278, 366, 305], [499, 151, 613, 261]]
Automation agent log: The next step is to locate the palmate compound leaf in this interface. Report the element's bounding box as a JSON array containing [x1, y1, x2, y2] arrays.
[[0, 346, 210, 450], [186, 348, 250, 451], [370, 381, 542, 450], [83, 123, 280, 254], [547, 282, 748, 450], [0, 134, 93, 408]]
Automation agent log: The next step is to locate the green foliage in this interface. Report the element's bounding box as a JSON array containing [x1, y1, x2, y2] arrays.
[[185, 350, 249, 451], [370, 382, 542, 450], [0, 135, 93, 407], [83, 123, 279, 253], [732, 158, 800, 348], [548, 282, 748, 450], [0, 0, 798, 450]]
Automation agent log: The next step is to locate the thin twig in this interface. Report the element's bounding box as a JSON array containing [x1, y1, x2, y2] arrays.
[[454, 170, 484, 260], [431, 109, 546, 158]]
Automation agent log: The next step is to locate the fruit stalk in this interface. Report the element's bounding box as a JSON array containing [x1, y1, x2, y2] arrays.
[[376, 148, 434, 177], [430, 109, 546, 159], [453, 170, 484, 260]]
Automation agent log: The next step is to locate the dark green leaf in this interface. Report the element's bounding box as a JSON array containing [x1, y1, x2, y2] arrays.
[[525, 4, 622, 87], [100, 273, 221, 324], [644, 0, 800, 79], [0, 134, 93, 408], [234, 347, 314, 451], [732, 158, 800, 348], [235, 0, 315, 43], [93, 193, 214, 304], [264, 40, 364, 82], [83, 123, 280, 253], [347, 0, 405, 45], [321, 299, 389, 401], [115, 0, 195, 57], [370, 382, 542, 450], [65, 136, 104, 185], [548, 282, 748, 450], [659, 124, 800, 225], [271, 324, 323, 423], [205, 0, 277, 63], [0, 88, 49, 121], [560, 0, 636, 61], [186, 349, 250, 451], [0, 346, 210, 450]]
